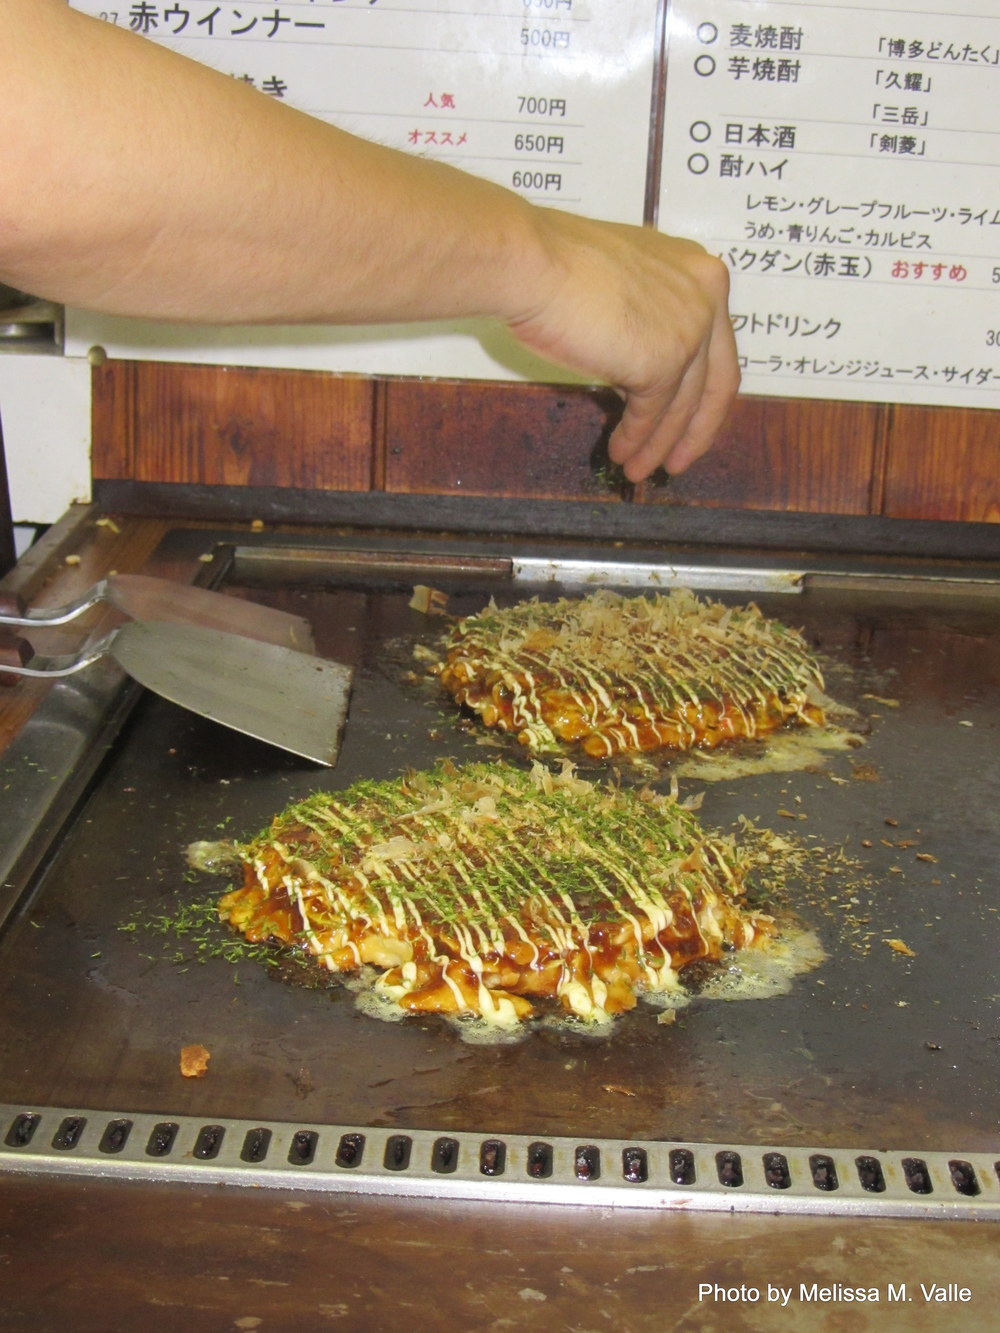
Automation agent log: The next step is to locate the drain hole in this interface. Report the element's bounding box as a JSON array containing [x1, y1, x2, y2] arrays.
[[902, 1157, 933, 1195], [431, 1136, 460, 1174], [809, 1154, 839, 1192], [4, 1113, 40, 1148], [52, 1116, 86, 1151], [335, 1133, 365, 1169], [527, 1142, 553, 1179], [622, 1147, 648, 1184], [716, 1150, 744, 1188], [288, 1130, 318, 1166], [855, 1155, 886, 1193], [98, 1119, 133, 1155], [240, 1128, 272, 1164], [574, 1145, 601, 1182], [145, 1122, 178, 1157], [948, 1160, 980, 1198], [763, 1152, 791, 1190], [384, 1135, 412, 1172], [669, 1148, 696, 1186], [193, 1125, 225, 1161], [479, 1139, 506, 1177]]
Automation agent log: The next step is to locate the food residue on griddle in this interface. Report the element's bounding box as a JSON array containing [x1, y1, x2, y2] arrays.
[[180, 1043, 211, 1078], [409, 584, 450, 616], [185, 839, 239, 874], [884, 938, 918, 958]]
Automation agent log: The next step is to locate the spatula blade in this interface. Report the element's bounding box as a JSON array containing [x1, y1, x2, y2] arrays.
[[107, 574, 315, 652], [110, 621, 351, 765]]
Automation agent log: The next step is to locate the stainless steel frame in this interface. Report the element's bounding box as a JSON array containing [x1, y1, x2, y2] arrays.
[[3, 1103, 997, 1220]]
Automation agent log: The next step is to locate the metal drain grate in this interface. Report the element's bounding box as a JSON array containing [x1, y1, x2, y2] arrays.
[[2, 1104, 998, 1219]]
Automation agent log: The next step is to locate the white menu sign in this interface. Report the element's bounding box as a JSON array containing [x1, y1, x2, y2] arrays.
[[659, 0, 1000, 407], [65, 0, 659, 381]]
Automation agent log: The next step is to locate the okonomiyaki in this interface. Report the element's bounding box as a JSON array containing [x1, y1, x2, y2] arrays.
[[432, 588, 825, 759], [218, 760, 777, 1030]]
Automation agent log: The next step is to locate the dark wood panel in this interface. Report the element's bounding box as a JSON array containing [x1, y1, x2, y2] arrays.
[[90, 357, 137, 482], [646, 395, 885, 515], [92, 360, 375, 492], [383, 382, 884, 514], [89, 361, 999, 526], [381, 379, 628, 503], [882, 405, 1000, 523]]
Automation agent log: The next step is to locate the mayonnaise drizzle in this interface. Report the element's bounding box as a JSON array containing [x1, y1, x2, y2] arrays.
[[227, 759, 777, 1032], [436, 589, 825, 757]]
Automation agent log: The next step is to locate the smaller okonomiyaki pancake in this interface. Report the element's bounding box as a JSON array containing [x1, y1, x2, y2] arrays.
[[432, 588, 826, 759], [218, 760, 776, 1030]]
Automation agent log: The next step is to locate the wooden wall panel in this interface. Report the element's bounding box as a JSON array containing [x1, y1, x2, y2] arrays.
[[881, 405, 1000, 523], [91, 357, 137, 480], [381, 379, 626, 502], [89, 359, 999, 529], [639, 395, 884, 514], [382, 383, 884, 513], [92, 360, 375, 492]]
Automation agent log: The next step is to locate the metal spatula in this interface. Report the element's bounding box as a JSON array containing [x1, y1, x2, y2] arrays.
[[0, 573, 314, 651], [0, 621, 352, 766]]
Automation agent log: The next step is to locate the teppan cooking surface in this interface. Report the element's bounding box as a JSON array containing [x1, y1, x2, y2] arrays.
[[1, 543, 997, 1156]]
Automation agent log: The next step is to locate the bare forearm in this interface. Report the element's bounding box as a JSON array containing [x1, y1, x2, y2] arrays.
[[4, 1, 542, 325], [4, 0, 740, 481]]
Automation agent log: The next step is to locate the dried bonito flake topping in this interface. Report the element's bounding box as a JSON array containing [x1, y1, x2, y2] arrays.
[[180, 1043, 211, 1078], [429, 589, 826, 759], [884, 938, 917, 958], [409, 584, 450, 616], [218, 760, 777, 1031]]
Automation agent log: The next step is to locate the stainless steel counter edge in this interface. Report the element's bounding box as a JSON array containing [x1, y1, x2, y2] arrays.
[[0, 662, 140, 925]]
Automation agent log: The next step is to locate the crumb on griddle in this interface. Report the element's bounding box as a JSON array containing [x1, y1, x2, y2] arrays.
[[180, 1043, 211, 1078], [409, 584, 450, 616]]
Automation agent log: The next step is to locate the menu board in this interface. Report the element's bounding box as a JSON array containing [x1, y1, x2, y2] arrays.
[[659, 0, 1000, 407], [65, 0, 660, 381], [65, 1, 999, 408]]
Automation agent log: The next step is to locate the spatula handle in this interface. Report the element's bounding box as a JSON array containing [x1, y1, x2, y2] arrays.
[[0, 632, 32, 686], [0, 591, 26, 618]]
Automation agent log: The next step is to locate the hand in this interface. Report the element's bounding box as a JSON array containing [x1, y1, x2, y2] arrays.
[[506, 211, 739, 481]]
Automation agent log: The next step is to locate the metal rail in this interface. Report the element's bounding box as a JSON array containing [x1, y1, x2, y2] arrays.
[[2, 1104, 997, 1220]]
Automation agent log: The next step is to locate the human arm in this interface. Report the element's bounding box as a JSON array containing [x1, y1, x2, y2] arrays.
[[3, 0, 738, 479]]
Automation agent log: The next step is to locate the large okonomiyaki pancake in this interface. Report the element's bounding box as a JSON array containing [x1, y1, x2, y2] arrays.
[[218, 760, 785, 1033], [432, 588, 826, 759]]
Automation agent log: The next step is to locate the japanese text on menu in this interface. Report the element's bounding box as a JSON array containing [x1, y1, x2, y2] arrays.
[[65, 0, 659, 380], [659, 0, 1000, 407]]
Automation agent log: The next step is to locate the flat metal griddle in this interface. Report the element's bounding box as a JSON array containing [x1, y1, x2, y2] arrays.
[[1, 532, 998, 1215]]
